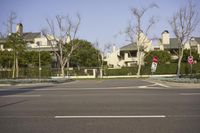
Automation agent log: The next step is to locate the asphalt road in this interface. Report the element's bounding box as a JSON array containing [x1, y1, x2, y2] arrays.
[[0, 79, 200, 133]]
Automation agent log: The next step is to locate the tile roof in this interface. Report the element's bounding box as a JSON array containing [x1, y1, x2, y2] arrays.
[[194, 37, 200, 44], [22, 32, 41, 41], [0, 32, 41, 43], [162, 38, 180, 49], [162, 37, 200, 50], [120, 43, 137, 51]]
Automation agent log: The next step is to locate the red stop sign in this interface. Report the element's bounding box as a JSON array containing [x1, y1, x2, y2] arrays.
[[188, 56, 193, 64], [153, 56, 158, 63]]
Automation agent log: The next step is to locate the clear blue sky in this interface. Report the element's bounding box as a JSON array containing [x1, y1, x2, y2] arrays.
[[0, 0, 200, 48]]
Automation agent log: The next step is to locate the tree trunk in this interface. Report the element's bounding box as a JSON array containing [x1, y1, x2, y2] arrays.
[[177, 48, 184, 77], [137, 51, 141, 78], [137, 64, 142, 78], [61, 65, 65, 78], [66, 60, 69, 77], [16, 56, 19, 78], [12, 53, 16, 78]]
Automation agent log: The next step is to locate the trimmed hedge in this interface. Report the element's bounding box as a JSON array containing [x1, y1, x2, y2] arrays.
[[0, 63, 200, 78], [104, 63, 200, 76], [0, 67, 52, 79], [0, 67, 95, 79]]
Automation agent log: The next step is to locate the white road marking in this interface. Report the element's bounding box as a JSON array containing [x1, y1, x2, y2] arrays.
[[180, 93, 200, 96], [3, 86, 162, 91], [54, 115, 166, 119], [0, 95, 41, 97], [0, 116, 53, 118], [167, 115, 200, 118], [1, 115, 200, 119], [154, 83, 170, 88], [138, 86, 147, 88], [145, 80, 170, 88]]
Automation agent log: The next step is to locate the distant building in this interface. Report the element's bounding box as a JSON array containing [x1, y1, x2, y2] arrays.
[[158, 30, 200, 60], [105, 30, 200, 68], [0, 23, 56, 52], [0, 23, 58, 67], [105, 32, 153, 68]]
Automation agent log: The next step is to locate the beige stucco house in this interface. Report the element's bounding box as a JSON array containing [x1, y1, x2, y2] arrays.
[[105, 30, 200, 68], [0, 23, 57, 52], [158, 30, 200, 60], [105, 32, 153, 68]]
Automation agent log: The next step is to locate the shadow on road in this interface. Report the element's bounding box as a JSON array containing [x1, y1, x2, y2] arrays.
[[0, 100, 28, 108], [0, 85, 52, 96]]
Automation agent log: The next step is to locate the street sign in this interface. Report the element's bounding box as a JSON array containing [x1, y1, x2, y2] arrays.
[[188, 56, 193, 65], [153, 56, 158, 63], [151, 62, 157, 73], [151, 56, 158, 73]]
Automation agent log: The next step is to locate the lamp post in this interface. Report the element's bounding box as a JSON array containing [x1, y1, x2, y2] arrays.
[[36, 42, 41, 81]]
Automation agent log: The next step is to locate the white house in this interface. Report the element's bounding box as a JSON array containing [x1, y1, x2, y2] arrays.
[[104, 46, 121, 68], [105, 32, 153, 68], [0, 23, 56, 52], [105, 30, 200, 68], [158, 30, 200, 59]]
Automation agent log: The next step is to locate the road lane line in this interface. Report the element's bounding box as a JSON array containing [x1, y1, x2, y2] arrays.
[[180, 93, 200, 96], [0, 95, 41, 98], [1, 115, 200, 119], [167, 115, 200, 118], [145, 80, 170, 88], [154, 83, 170, 88], [12, 86, 161, 91], [138, 86, 147, 88], [0, 116, 53, 118], [54, 115, 166, 119]]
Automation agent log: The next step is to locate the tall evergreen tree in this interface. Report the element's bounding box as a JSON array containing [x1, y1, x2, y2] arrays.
[[6, 33, 26, 78]]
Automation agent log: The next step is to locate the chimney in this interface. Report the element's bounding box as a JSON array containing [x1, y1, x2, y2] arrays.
[[161, 30, 169, 44], [112, 45, 116, 52], [16, 23, 23, 36]]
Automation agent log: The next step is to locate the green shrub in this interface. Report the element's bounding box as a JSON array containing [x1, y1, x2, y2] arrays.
[[145, 51, 171, 64], [182, 49, 199, 62], [104, 63, 200, 76], [104, 67, 138, 76]]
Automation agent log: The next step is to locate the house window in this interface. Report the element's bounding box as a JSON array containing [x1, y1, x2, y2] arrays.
[[36, 41, 42, 46], [128, 51, 137, 57]]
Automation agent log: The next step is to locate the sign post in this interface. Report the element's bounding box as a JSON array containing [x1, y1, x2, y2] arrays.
[[188, 56, 193, 77], [151, 56, 158, 76]]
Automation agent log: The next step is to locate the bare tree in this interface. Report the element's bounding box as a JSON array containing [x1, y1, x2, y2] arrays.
[[169, 0, 199, 77], [42, 14, 81, 77], [3, 12, 19, 78], [94, 41, 111, 78], [126, 4, 158, 78], [3, 12, 17, 34]]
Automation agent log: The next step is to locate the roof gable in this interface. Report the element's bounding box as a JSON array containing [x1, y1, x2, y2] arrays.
[[194, 37, 200, 44], [23, 32, 41, 41], [0, 32, 41, 43], [120, 43, 137, 51], [162, 38, 180, 49]]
